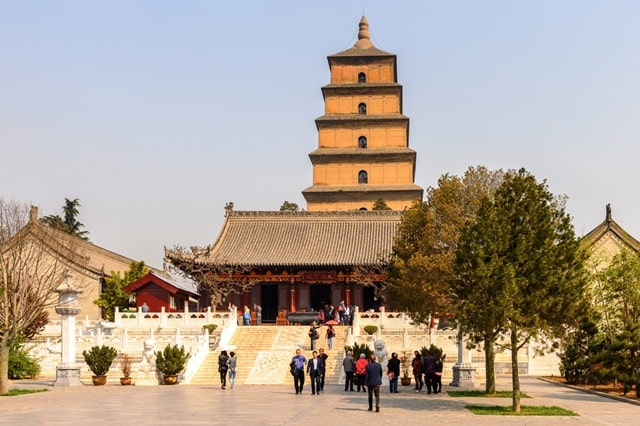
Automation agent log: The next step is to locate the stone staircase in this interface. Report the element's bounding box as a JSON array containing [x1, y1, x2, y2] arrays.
[[188, 325, 350, 385]]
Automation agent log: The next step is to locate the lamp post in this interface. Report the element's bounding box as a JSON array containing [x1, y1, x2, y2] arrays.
[[53, 274, 83, 387]]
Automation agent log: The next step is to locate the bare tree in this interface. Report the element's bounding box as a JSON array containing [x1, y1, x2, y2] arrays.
[[0, 200, 74, 393], [350, 259, 390, 306], [165, 246, 259, 309]]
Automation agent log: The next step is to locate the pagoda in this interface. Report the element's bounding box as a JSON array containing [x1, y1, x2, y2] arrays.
[[303, 16, 423, 210]]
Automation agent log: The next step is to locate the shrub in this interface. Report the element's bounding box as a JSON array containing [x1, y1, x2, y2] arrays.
[[363, 325, 378, 335], [156, 345, 191, 376], [202, 324, 218, 334], [344, 342, 373, 360], [119, 354, 132, 378], [8, 340, 40, 379], [83, 345, 118, 376]]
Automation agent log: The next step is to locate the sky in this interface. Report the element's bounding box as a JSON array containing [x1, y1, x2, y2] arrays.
[[2, 1, 640, 268]]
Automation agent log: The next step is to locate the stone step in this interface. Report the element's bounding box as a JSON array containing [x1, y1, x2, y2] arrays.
[[189, 325, 351, 385]]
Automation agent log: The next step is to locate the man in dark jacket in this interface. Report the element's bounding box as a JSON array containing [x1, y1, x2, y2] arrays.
[[343, 350, 355, 391], [307, 350, 325, 395], [387, 352, 401, 393], [422, 351, 437, 394], [364, 354, 383, 412]]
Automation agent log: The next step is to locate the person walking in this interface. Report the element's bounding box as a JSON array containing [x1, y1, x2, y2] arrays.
[[308, 321, 320, 350], [365, 353, 383, 412], [412, 351, 423, 392], [218, 350, 229, 390], [343, 350, 355, 391], [387, 352, 400, 393], [243, 306, 251, 326], [355, 353, 368, 392], [325, 325, 335, 350], [227, 351, 237, 390], [307, 350, 325, 395], [291, 348, 307, 394], [422, 350, 436, 394], [433, 354, 443, 393], [317, 348, 328, 391]]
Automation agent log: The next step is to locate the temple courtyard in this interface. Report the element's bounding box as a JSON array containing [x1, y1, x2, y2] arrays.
[[3, 375, 639, 425]]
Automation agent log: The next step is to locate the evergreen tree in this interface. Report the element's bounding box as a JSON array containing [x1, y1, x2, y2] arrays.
[[94, 261, 148, 321], [372, 198, 392, 210], [40, 198, 89, 240], [454, 168, 589, 411]]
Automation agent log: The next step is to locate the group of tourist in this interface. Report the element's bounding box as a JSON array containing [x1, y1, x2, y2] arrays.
[[317, 300, 352, 325], [411, 350, 443, 394]]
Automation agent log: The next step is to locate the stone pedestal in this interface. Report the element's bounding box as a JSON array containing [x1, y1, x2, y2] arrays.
[[54, 365, 82, 387], [449, 363, 480, 388]]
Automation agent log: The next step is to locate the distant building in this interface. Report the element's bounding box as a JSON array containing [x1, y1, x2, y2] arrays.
[[124, 269, 203, 313], [2, 206, 136, 319], [167, 17, 422, 322], [581, 203, 640, 268]]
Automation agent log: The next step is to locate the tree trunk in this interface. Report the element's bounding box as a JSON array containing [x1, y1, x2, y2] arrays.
[[511, 328, 521, 412], [484, 336, 496, 394], [0, 340, 10, 395]]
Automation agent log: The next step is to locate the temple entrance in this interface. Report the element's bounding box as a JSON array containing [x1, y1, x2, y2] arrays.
[[363, 286, 379, 312], [310, 284, 331, 312], [260, 284, 278, 323]]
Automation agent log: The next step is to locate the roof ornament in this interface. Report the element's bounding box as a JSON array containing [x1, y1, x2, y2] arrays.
[[224, 202, 234, 215], [354, 16, 373, 49], [30, 205, 38, 222], [606, 203, 612, 222]]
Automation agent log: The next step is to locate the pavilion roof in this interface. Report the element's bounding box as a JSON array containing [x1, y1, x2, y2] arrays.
[[175, 210, 403, 269]]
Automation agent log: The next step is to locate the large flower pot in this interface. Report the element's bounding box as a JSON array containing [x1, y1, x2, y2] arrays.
[[400, 377, 412, 386], [163, 374, 179, 385], [92, 375, 107, 386], [120, 377, 132, 386]]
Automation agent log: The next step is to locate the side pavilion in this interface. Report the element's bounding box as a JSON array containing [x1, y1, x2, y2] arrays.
[[165, 207, 402, 323]]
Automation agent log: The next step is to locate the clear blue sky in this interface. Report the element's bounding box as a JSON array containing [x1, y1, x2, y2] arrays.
[[2, 1, 639, 268]]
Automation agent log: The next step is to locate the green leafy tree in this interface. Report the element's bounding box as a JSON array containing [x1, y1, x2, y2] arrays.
[[454, 168, 589, 412], [372, 198, 392, 210], [388, 166, 505, 325], [41, 198, 89, 241], [602, 321, 640, 396], [94, 261, 148, 321], [279, 201, 299, 212]]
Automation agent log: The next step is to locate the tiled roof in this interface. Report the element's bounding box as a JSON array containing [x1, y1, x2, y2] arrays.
[[192, 210, 402, 268], [581, 206, 640, 252]]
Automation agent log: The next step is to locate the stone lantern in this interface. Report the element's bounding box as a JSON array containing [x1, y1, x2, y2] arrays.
[[53, 274, 83, 387]]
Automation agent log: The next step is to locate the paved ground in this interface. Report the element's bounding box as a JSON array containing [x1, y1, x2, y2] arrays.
[[3, 375, 640, 425]]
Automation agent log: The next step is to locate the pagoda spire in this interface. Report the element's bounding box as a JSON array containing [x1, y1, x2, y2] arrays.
[[354, 16, 373, 49]]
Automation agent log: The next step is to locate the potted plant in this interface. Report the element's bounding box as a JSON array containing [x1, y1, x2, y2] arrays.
[[156, 344, 191, 385], [83, 345, 118, 385], [119, 353, 133, 385], [363, 325, 378, 335], [400, 350, 413, 386]]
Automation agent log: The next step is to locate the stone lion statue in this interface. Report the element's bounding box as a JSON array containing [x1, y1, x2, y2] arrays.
[[373, 339, 389, 372]]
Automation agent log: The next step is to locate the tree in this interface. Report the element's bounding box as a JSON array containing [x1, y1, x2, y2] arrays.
[[165, 246, 259, 309], [41, 198, 89, 241], [0, 200, 69, 394], [372, 198, 391, 210], [279, 201, 299, 212], [454, 168, 589, 411], [94, 261, 148, 321], [388, 166, 505, 325]]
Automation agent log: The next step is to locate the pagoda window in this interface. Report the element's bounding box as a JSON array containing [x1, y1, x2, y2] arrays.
[[358, 72, 366, 84], [358, 136, 368, 149], [358, 103, 367, 115], [358, 170, 368, 184], [359, 207, 368, 211]]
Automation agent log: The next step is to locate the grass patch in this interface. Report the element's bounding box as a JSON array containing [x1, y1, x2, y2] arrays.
[[466, 405, 577, 416], [448, 390, 530, 398], [1, 388, 48, 397]]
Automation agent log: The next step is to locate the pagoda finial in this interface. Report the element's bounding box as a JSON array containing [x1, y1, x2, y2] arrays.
[[606, 203, 612, 222], [354, 16, 373, 49]]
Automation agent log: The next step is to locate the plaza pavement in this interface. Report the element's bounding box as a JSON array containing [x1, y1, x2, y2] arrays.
[[3, 375, 640, 425]]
